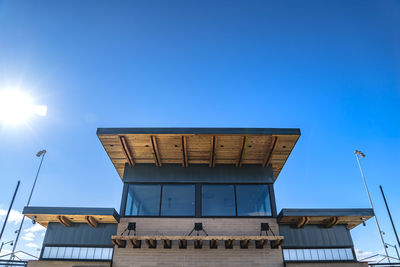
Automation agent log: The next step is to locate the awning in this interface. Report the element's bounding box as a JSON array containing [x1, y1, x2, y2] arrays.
[[277, 208, 374, 229], [97, 127, 300, 180], [23, 206, 120, 228]]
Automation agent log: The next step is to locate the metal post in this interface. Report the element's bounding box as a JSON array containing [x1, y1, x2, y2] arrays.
[[380, 185, 400, 250], [0, 181, 20, 241], [0, 241, 13, 253], [354, 150, 390, 263], [9, 150, 46, 261]]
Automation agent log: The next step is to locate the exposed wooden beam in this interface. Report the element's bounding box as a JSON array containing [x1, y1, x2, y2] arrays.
[[240, 240, 250, 249], [255, 240, 265, 249], [194, 239, 202, 249], [112, 239, 126, 248], [119, 136, 135, 167], [85, 216, 98, 228], [209, 136, 216, 167], [145, 239, 157, 248], [213, 136, 217, 167], [178, 239, 187, 249], [57, 216, 71, 227], [296, 216, 310, 228], [210, 239, 218, 249], [225, 239, 234, 249], [325, 216, 339, 228], [162, 239, 172, 249], [271, 239, 283, 249], [130, 239, 141, 248], [262, 136, 278, 167], [236, 136, 246, 167], [150, 136, 161, 167], [181, 136, 188, 167]]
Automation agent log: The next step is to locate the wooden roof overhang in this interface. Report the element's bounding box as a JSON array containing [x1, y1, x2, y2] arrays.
[[277, 208, 374, 229], [97, 128, 300, 181], [111, 235, 284, 249], [23, 207, 120, 228]]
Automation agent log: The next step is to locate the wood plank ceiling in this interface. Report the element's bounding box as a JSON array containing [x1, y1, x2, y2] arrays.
[[98, 132, 300, 181]]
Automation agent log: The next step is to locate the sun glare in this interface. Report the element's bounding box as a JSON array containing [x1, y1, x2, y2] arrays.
[[0, 89, 47, 125]]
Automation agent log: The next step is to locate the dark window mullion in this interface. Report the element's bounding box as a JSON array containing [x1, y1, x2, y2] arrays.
[[234, 184, 238, 216], [159, 184, 163, 216], [195, 183, 201, 218]]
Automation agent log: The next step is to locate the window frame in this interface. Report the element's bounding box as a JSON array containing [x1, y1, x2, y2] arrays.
[[281, 247, 356, 263], [40, 245, 114, 262], [123, 182, 275, 218]]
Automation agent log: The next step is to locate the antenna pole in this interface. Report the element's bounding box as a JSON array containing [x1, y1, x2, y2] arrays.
[[380, 185, 400, 249]]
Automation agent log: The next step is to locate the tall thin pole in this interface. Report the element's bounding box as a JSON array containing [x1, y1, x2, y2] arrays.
[[354, 151, 390, 263], [10, 150, 46, 261], [0, 181, 20, 241], [380, 185, 400, 249]]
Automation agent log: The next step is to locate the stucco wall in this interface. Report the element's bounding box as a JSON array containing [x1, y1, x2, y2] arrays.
[[112, 217, 283, 267]]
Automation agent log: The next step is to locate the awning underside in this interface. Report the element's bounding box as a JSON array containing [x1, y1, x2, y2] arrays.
[[278, 209, 374, 229], [97, 128, 300, 180]]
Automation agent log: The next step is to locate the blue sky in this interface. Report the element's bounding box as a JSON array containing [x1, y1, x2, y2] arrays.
[[0, 0, 399, 260]]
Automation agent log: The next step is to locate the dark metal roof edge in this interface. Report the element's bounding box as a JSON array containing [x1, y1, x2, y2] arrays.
[[23, 206, 120, 222], [96, 127, 301, 136], [277, 208, 374, 221]]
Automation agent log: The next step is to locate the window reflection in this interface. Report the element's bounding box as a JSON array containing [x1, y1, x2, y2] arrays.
[[126, 184, 161, 216], [236, 184, 271, 216], [202, 185, 236, 216], [161, 184, 195, 216]]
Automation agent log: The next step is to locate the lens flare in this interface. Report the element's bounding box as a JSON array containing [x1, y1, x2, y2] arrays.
[[0, 89, 47, 125]]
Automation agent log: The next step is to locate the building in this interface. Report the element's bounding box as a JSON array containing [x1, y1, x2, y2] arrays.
[[23, 128, 374, 267]]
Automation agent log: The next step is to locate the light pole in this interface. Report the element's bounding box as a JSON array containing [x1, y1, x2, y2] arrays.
[[9, 150, 46, 261], [0, 181, 20, 241], [385, 243, 400, 260], [354, 150, 390, 263], [0, 240, 13, 253]]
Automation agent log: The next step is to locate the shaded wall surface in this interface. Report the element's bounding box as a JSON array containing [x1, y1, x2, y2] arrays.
[[44, 223, 117, 247], [279, 225, 353, 248]]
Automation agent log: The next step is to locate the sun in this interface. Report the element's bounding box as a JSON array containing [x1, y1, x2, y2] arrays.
[[0, 89, 47, 125]]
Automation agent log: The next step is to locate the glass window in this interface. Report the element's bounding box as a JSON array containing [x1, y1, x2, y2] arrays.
[[332, 248, 341, 260], [79, 247, 88, 259], [94, 248, 102, 259], [42, 247, 51, 258], [317, 249, 326, 260], [57, 247, 65, 258], [303, 249, 312, 260], [310, 249, 319, 260], [126, 184, 161, 216], [102, 248, 112, 260], [345, 248, 354, 260], [71, 247, 80, 259], [161, 184, 195, 216], [325, 248, 333, 260], [202, 184, 236, 216], [296, 249, 305, 260], [236, 184, 272, 216], [288, 249, 297, 260], [87, 247, 95, 260], [283, 249, 290, 260]]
